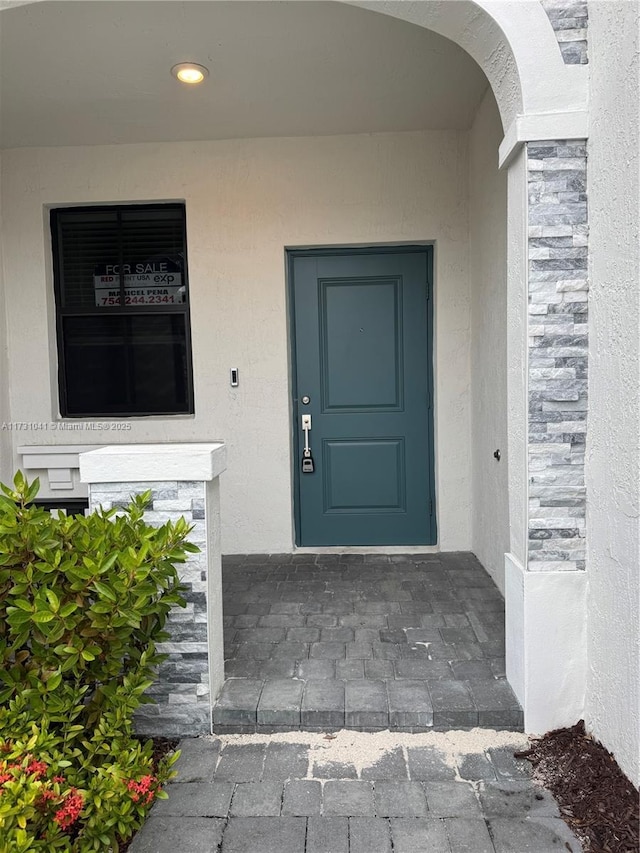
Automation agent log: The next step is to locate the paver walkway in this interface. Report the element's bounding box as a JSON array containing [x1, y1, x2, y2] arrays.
[[214, 553, 521, 732], [130, 734, 584, 852]]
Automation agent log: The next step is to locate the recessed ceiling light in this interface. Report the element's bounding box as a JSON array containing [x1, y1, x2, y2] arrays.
[[171, 62, 209, 85]]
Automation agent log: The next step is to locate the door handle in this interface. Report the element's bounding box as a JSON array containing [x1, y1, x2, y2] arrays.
[[301, 414, 314, 473]]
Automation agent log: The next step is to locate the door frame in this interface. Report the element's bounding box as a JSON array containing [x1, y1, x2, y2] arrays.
[[286, 244, 437, 548]]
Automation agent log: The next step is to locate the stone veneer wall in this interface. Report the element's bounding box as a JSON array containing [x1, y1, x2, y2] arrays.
[[88, 480, 211, 735], [527, 140, 588, 571], [541, 0, 588, 64]]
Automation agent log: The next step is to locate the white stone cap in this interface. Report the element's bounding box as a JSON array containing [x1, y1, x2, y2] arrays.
[[79, 443, 226, 483]]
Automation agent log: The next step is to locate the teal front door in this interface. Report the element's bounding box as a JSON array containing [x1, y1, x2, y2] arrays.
[[289, 247, 436, 546]]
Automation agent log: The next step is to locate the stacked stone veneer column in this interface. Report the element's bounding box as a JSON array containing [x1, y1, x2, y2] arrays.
[[80, 445, 226, 737], [527, 140, 588, 571], [541, 0, 588, 64]]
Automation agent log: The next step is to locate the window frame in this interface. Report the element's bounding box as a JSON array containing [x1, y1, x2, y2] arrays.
[[50, 202, 195, 418]]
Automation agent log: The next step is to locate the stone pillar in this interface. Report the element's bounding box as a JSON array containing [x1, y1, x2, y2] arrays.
[[527, 139, 588, 570], [79, 443, 227, 736], [506, 140, 589, 733], [541, 0, 588, 65]]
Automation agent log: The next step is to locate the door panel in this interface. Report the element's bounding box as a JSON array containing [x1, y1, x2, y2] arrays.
[[290, 248, 435, 546], [323, 438, 406, 513], [320, 279, 403, 411]]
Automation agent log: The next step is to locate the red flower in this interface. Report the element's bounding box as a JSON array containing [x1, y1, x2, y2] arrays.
[[26, 760, 48, 778], [127, 775, 158, 806], [37, 789, 58, 807], [53, 776, 65, 784], [40, 790, 57, 801], [53, 789, 84, 829]]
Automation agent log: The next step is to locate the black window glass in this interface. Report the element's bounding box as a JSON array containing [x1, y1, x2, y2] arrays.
[[51, 204, 193, 416]]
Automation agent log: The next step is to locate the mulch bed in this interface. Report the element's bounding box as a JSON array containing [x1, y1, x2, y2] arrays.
[[515, 720, 639, 853], [118, 737, 179, 853]]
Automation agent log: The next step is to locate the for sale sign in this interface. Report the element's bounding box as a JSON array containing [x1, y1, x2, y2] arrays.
[[93, 261, 184, 306]]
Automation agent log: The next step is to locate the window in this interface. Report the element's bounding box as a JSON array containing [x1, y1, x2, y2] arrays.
[[50, 204, 194, 417]]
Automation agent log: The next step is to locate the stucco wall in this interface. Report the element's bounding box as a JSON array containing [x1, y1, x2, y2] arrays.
[[469, 89, 509, 591], [585, 0, 640, 787], [0, 131, 472, 554], [506, 148, 528, 570], [0, 150, 11, 486]]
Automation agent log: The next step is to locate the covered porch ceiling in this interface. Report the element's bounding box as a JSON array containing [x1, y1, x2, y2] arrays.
[[0, 0, 488, 149]]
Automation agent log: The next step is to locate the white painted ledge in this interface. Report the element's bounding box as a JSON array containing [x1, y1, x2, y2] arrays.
[[499, 110, 590, 169], [79, 443, 227, 483], [19, 444, 102, 491], [505, 551, 587, 735]]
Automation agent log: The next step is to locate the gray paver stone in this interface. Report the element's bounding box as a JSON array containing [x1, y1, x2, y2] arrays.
[[424, 782, 482, 818], [271, 641, 310, 660], [372, 641, 402, 660], [235, 628, 286, 644], [312, 760, 358, 779], [128, 817, 224, 853], [349, 817, 392, 853], [171, 738, 221, 783], [395, 659, 453, 680], [306, 816, 349, 853], [214, 744, 266, 782], [310, 641, 346, 659], [444, 818, 494, 853], [307, 614, 338, 627], [449, 660, 495, 680], [257, 678, 304, 726], [360, 746, 408, 780], [428, 680, 478, 728], [467, 679, 523, 728], [288, 627, 321, 642], [478, 781, 560, 818], [297, 659, 336, 679], [365, 659, 395, 679], [151, 782, 233, 817], [346, 642, 374, 659], [374, 781, 428, 817], [323, 781, 375, 816], [440, 627, 478, 644], [321, 627, 356, 642], [487, 747, 532, 781], [302, 680, 345, 728], [230, 782, 283, 816], [282, 780, 323, 815], [457, 752, 498, 781], [270, 602, 302, 614], [405, 627, 441, 643], [489, 817, 584, 852], [213, 679, 263, 726], [336, 659, 365, 679], [356, 628, 385, 644], [263, 742, 310, 780], [390, 818, 451, 853], [387, 679, 434, 727], [345, 680, 388, 728], [221, 817, 307, 853], [225, 659, 262, 678], [406, 747, 456, 781], [260, 614, 306, 628], [260, 658, 297, 678]]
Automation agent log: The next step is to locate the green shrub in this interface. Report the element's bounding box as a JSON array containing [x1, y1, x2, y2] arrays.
[[0, 473, 197, 851]]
